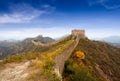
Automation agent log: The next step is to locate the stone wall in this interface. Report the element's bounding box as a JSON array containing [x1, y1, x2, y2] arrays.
[[32, 36, 69, 47], [54, 35, 80, 78]]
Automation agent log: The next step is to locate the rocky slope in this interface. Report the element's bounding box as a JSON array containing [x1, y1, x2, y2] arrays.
[[0, 61, 30, 81]]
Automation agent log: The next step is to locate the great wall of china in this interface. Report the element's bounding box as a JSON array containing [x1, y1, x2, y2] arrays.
[[32, 36, 69, 47], [31, 29, 85, 80], [54, 29, 85, 79]]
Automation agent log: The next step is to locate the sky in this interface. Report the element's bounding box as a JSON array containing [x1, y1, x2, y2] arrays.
[[0, 0, 120, 40]]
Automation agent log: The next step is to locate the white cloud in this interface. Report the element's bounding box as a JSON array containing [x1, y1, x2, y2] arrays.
[[0, 12, 42, 23], [101, 3, 120, 9], [42, 4, 55, 10], [88, 0, 120, 9], [0, 4, 55, 23], [88, 0, 105, 6], [0, 27, 120, 40], [86, 28, 120, 40], [0, 27, 72, 40]]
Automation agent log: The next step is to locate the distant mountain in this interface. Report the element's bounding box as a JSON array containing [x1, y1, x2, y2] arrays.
[[33, 35, 55, 43], [0, 35, 55, 59], [0, 41, 21, 59], [109, 43, 120, 48], [100, 36, 120, 43], [95, 36, 120, 48]]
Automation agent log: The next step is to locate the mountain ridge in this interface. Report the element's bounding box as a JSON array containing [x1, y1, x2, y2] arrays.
[[0, 35, 55, 59], [99, 36, 120, 43]]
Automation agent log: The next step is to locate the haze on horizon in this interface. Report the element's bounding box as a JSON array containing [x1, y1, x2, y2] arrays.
[[0, 0, 120, 40]]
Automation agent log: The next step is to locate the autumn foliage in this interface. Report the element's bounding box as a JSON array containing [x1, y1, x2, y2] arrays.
[[75, 51, 85, 59]]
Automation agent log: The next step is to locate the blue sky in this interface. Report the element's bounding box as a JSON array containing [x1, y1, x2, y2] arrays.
[[0, 0, 120, 40]]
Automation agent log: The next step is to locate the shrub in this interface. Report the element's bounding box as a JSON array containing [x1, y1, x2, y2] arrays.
[[71, 67, 95, 81], [63, 60, 95, 81], [0, 61, 5, 69], [33, 58, 42, 69], [75, 51, 85, 59], [4, 54, 25, 63]]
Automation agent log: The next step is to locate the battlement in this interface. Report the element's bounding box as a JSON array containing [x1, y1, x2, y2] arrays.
[[72, 29, 85, 37]]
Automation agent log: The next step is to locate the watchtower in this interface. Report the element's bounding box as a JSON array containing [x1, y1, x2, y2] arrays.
[[71, 29, 85, 37]]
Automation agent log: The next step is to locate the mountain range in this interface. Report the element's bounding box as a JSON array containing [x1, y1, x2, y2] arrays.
[[0, 35, 55, 59], [94, 36, 120, 48], [98, 36, 120, 43], [0, 31, 120, 81]]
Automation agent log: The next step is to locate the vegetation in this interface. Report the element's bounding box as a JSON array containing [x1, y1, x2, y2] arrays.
[[0, 35, 55, 60], [1, 36, 120, 81], [63, 59, 95, 81], [75, 51, 85, 59], [0, 61, 5, 70], [4, 54, 25, 63], [63, 38, 120, 81], [2, 36, 74, 81], [63, 50, 95, 81]]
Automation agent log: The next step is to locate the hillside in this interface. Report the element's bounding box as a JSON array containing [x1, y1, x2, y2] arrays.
[[0, 35, 55, 59], [63, 38, 120, 81], [0, 36, 74, 81]]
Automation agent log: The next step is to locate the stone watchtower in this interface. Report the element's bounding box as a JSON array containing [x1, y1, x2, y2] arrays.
[[71, 29, 85, 38]]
